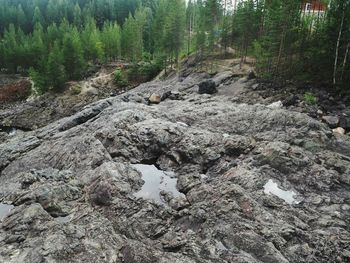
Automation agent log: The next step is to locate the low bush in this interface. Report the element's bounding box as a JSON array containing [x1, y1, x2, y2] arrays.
[[0, 80, 31, 103], [304, 92, 317, 105], [70, 85, 82, 95], [113, 70, 128, 87]]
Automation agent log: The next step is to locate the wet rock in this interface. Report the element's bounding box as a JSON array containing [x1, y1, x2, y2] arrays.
[[198, 80, 217, 94]]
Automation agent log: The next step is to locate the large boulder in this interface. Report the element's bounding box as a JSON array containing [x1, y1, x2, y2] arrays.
[[322, 115, 339, 128], [149, 93, 161, 104], [339, 111, 350, 131], [198, 80, 217, 94]]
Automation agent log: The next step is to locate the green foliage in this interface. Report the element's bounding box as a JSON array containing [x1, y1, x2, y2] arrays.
[[304, 92, 318, 105], [153, 0, 186, 68], [29, 67, 48, 95], [138, 62, 162, 79], [70, 85, 82, 95], [47, 42, 66, 91], [1, 0, 349, 95], [101, 22, 121, 61], [231, 0, 350, 88], [121, 8, 147, 62], [113, 69, 128, 87], [62, 29, 86, 80]]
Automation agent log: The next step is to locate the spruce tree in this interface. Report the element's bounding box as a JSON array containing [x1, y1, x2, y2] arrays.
[[32, 6, 45, 27], [47, 41, 66, 91], [62, 29, 85, 80], [101, 22, 121, 61]]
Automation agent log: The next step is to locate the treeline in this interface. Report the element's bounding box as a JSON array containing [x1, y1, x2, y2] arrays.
[[229, 0, 350, 88], [0, 0, 349, 94], [0, 0, 185, 94]]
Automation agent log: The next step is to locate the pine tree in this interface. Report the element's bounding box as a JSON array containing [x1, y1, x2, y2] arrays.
[[62, 28, 85, 80], [16, 4, 27, 32], [73, 3, 82, 28], [122, 9, 146, 62], [29, 23, 46, 68], [82, 17, 105, 62], [163, 0, 186, 67], [47, 41, 66, 91], [152, 0, 186, 68], [2, 24, 19, 73], [29, 66, 48, 95], [101, 22, 121, 61], [32, 6, 45, 26]]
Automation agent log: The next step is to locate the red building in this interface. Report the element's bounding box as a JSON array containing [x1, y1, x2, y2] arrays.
[[302, 0, 327, 12]]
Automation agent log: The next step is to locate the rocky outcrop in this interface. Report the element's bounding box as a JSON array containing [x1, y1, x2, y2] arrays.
[[0, 71, 349, 263]]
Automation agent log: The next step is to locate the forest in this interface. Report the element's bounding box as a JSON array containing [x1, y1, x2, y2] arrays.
[[0, 0, 349, 94]]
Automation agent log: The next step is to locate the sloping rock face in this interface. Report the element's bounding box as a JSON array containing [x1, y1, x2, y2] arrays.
[[0, 72, 350, 263]]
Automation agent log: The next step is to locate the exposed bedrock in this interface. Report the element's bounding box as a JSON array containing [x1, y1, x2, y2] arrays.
[[0, 72, 349, 263]]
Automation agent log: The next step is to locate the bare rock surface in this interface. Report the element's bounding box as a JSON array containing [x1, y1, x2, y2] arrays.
[[0, 71, 350, 263]]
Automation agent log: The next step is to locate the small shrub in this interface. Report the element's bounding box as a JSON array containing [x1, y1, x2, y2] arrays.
[[142, 52, 152, 62], [139, 63, 161, 79], [0, 80, 31, 103], [70, 85, 82, 95], [29, 68, 49, 95], [113, 69, 128, 87], [304, 92, 317, 105], [127, 65, 139, 81]]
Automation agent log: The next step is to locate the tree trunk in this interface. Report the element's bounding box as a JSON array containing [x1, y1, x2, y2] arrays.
[[277, 25, 286, 74], [333, 9, 345, 85], [340, 42, 350, 82]]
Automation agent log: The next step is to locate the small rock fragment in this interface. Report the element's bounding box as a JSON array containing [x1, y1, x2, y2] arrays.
[[267, 101, 283, 109], [333, 127, 345, 135], [149, 93, 161, 104], [247, 70, 256, 80]]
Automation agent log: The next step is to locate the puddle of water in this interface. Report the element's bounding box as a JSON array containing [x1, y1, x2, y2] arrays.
[[133, 164, 185, 204], [263, 179, 300, 205], [0, 126, 16, 136], [0, 203, 14, 221]]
